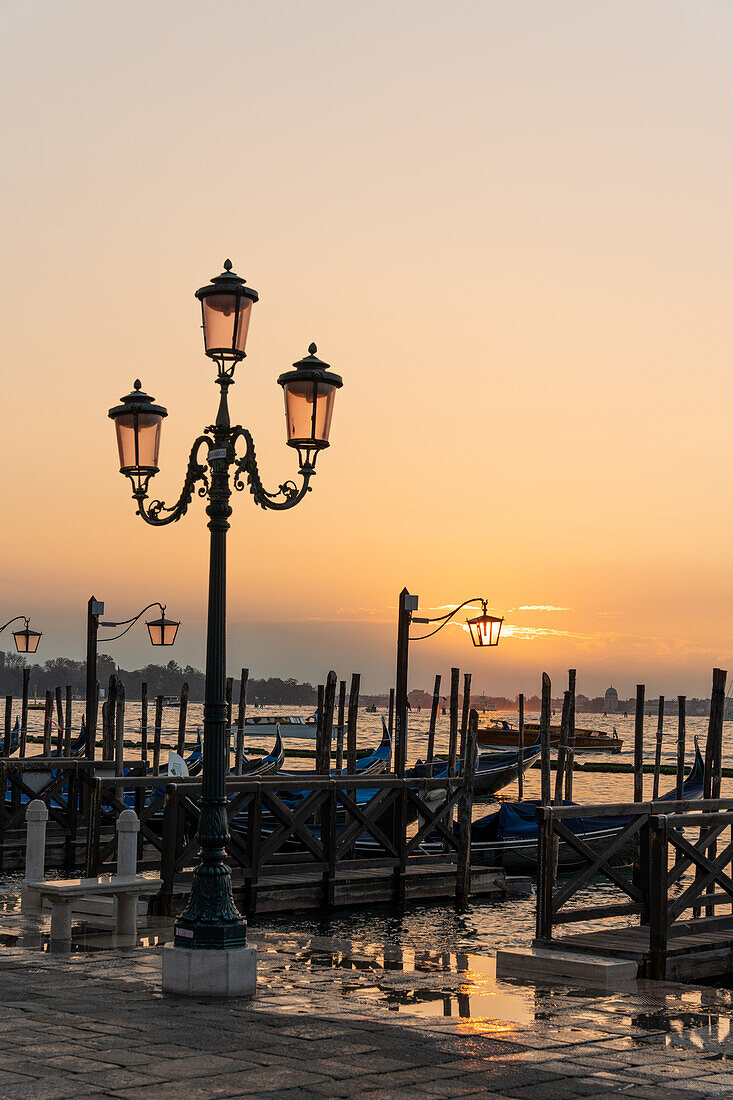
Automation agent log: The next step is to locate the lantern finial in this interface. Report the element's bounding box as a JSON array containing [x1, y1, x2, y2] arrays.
[[224, 259, 232, 272], [134, 379, 141, 390], [308, 342, 317, 356]]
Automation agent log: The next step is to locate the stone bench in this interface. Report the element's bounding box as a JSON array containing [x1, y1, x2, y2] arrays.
[[27, 876, 162, 941]]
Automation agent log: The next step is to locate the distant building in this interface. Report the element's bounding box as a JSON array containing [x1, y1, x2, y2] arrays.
[[604, 686, 619, 713]]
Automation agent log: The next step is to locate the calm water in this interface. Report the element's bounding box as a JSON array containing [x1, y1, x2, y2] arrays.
[[18, 700, 732, 954]]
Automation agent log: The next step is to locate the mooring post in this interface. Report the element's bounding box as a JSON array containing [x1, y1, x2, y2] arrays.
[[43, 691, 53, 758], [554, 691, 571, 806], [315, 685, 326, 774], [64, 686, 72, 757], [141, 682, 148, 766], [564, 669, 576, 803], [648, 815, 669, 981], [517, 693, 525, 801], [85, 596, 102, 761], [634, 685, 645, 803], [320, 672, 337, 776], [346, 673, 360, 774], [448, 668, 460, 778], [20, 667, 30, 757], [335, 679, 346, 775], [426, 674, 441, 777], [540, 673, 551, 806], [22, 800, 48, 909], [3, 697, 11, 757], [153, 695, 163, 777], [106, 674, 118, 761], [652, 695, 665, 800], [676, 696, 686, 801], [54, 687, 64, 757], [115, 678, 125, 778], [388, 688, 395, 740], [176, 682, 189, 758], [455, 708, 478, 908], [459, 672, 472, 759], [235, 668, 248, 775]]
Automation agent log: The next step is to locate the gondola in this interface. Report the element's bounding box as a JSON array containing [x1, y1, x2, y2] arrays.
[[414, 737, 705, 873], [276, 724, 392, 783], [235, 730, 284, 777], [407, 743, 542, 798]]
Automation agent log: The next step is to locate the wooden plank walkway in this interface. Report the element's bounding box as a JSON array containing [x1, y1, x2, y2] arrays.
[[549, 915, 733, 981]]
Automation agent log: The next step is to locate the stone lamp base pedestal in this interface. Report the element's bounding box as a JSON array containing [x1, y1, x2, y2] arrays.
[[162, 944, 257, 998]]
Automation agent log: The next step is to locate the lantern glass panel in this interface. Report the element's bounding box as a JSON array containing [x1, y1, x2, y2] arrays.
[[115, 412, 162, 471], [147, 617, 179, 646], [467, 615, 502, 648], [202, 294, 252, 358], [283, 380, 336, 446], [14, 629, 41, 654]]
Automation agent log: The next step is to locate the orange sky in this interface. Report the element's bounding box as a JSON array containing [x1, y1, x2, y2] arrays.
[[2, 1, 733, 697]]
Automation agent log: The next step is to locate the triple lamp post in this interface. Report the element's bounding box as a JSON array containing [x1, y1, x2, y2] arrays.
[[109, 260, 342, 996]]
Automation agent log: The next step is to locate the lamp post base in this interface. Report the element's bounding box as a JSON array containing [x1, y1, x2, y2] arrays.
[[162, 943, 257, 998]]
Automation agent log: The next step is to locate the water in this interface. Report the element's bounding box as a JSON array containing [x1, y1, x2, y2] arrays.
[[18, 700, 731, 954]]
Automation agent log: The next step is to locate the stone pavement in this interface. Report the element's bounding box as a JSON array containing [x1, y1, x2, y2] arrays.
[[2, 892, 733, 1097]]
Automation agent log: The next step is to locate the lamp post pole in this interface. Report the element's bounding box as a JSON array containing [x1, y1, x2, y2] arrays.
[[109, 261, 342, 982]]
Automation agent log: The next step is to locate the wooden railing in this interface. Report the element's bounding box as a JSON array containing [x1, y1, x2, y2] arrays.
[[536, 798, 733, 980]]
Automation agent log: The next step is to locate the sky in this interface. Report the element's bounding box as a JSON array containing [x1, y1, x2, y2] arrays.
[[1, 0, 733, 699]]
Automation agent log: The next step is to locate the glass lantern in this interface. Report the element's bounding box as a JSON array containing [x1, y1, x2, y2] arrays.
[[277, 344, 343, 469], [108, 381, 168, 494], [195, 260, 259, 363], [146, 610, 180, 646], [466, 602, 503, 647], [14, 620, 42, 654]]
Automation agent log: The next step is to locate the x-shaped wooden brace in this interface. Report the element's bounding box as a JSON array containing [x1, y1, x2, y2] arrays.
[[552, 814, 647, 912], [667, 828, 733, 922], [405, 785, 462, 856], [335, 787, 399, 860], [550, 817, 645, 913]]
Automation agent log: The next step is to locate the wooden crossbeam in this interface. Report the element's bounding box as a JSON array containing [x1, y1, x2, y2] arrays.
[[552, 813, 647, 912], [335, 788, 398, 859], [551, 817, 645, 906], [667, 830, 733, 921]]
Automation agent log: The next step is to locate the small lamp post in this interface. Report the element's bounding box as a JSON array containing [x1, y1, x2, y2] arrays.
[[109, 260, 342, 996], [84, 598, 179, 758], [0, 617, 42, 654], [394, 589, 502, 774]]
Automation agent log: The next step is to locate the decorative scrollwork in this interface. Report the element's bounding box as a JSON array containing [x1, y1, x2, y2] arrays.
[[134, 435, 213, 525], [231, 427, 312, 510]]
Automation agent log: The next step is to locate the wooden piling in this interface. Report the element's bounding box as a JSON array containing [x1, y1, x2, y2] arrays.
[[634, 685, 645, 803], [459, 673, 472, 758], [455, 708, 479, 908], [43, 690, 53, 757], [3, 697, 11, 757], [55, 686, 64, 757], [319, 671, 337, 776], [141, 682, 148, 765], [447, 668, 460, 778], [315, 684, 326, 774], [64, 686, 72, 757], [705, 668, 726, 800], [517, 693, 525, 801], [676, 695, 686, 800], [652, 695, 665, 800], [426, 674, 441, 776], [153, 695, 163, 776], [115, 679, 125, 778], [176, 681, 189, 757], [564, 670, 576, 803], [335, 680, 346, 775], [388, 688, 395, 739], [346, 673, 360, 774], [20, 666, 30, 757], [554, 691, 571, 805], [235, 668, 248, 775], [225, 676, 233, 767], [106, 674, 117, 760], [540, 673, 551, 805]]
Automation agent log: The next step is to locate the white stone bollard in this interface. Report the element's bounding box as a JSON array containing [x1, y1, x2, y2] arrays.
[[22, 800, 48, 909], [115, 809, 140, 936]]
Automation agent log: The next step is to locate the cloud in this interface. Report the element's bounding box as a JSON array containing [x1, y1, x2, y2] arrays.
[[507, 605, 573, 613]]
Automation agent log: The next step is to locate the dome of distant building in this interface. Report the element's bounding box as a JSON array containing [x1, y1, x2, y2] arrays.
[[605, 686, 619, 713]]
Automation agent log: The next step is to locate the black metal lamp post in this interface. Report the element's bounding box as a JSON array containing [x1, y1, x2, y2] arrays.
[[109, 260, 342, 952], [0, 616, 42, 654], [394, 589, 502, 774], [84, 598, 179, 759]]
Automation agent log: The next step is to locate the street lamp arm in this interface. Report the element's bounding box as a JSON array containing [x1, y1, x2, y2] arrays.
[[99, 602, 166, 642], [410, 597, 486, 641], [231, 426, 313, 511], [0, 615, 27, 635], [134, 435, 213, 526]]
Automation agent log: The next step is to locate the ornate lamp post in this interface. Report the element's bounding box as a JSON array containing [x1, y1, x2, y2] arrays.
[[0, 616, 42, 654], [109, 261, 342, 985], [84, 597, 179, 759], [394, 589, 502, 774]]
